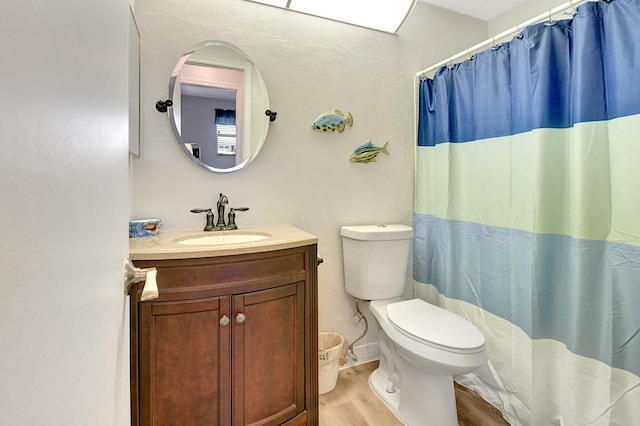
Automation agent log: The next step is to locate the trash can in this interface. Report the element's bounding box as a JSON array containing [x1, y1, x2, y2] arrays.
[[318, 332, 348, 394]]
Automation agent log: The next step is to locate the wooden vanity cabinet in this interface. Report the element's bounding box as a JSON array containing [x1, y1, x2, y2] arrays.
[[129, 245, 319, 426]]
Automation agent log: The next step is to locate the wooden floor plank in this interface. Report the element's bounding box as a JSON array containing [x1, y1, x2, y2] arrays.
[[320, 401, 370, 426]]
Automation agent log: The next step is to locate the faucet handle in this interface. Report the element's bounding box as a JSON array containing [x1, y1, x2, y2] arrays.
[[226, 207, 249, 230], [190, 208, 215, 231]]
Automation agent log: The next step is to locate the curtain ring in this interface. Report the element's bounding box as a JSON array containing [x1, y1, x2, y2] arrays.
[[564, 0, 578, 17], [544, 10, 557, 26], [564, 7, 578, 17], [446, 57, 455, 69], [513, 24, 523, 40], [491, 37, 502, 51]]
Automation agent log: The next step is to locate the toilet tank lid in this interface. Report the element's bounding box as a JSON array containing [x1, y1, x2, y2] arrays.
[[340, 224, 413, 241]]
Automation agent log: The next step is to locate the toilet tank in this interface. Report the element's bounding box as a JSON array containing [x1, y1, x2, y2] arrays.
[[340, 224, 413, 300]]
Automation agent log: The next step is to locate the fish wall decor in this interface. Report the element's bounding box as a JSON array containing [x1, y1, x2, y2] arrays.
[[311, 109, 353, 132], [350, 140, 389, 164]]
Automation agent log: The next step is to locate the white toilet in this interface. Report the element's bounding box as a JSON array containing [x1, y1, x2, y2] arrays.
[[341, 224, 488, 426]]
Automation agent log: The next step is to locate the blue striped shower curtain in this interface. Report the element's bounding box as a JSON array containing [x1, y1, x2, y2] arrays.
[[415, 0, 640, 424]]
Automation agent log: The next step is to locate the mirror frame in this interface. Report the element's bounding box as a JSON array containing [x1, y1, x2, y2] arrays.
[[167, 40, 270, 173]]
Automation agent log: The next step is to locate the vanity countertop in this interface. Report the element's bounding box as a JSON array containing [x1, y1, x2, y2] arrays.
[[129, 224, 318, 260]]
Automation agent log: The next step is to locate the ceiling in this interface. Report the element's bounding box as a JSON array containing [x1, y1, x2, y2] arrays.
[[418, 0, 531, 21]]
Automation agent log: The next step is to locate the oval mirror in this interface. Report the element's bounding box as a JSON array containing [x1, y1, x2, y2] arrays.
[[168, 41, 270, 173]]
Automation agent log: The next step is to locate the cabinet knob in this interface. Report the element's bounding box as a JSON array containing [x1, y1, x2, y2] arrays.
[[219, 315, 230, 326], [235, 313, 246, 324]]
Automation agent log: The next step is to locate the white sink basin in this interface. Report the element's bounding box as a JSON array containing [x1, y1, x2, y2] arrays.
[[176, 232, 270, 246]]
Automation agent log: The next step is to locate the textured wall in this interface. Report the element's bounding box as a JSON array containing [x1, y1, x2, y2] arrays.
[[132, 0, 486, 363]]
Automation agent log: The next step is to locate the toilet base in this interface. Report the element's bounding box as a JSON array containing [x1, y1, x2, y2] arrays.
[[369, 368, 405, 424], [369, 366, 459, 426]]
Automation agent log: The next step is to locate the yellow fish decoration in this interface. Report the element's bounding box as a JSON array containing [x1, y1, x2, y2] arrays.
[[350, 140, 390, 164]]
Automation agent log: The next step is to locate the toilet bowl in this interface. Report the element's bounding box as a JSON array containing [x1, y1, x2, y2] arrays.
[[340, 224, 488, 426], [372, 298, 486, 374], [368, 297, 487, 426]]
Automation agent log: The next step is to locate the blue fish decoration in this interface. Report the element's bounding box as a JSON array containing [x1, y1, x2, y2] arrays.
[[350, 140, 390, 164], [312, 109, 353, 133]]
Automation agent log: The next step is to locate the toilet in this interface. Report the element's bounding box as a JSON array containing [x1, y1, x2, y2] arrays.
[[341, 224, 488, 426]]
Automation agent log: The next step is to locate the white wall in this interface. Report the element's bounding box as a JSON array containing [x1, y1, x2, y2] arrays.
[[131, 0, 486, 363], [0, 0, 130, 425]]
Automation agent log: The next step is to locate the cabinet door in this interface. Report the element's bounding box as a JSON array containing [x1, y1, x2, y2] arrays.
[[139, 297, 231, 426], [232, 282, 306, 426]]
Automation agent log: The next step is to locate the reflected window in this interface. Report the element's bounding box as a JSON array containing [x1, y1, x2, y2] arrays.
[[215, 108, 236, 155], [216, 123, 236, 155]]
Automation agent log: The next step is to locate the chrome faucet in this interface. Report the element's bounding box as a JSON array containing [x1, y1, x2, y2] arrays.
[[215, 193, 229, 230]]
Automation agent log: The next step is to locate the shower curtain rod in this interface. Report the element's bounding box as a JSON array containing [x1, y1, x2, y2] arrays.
[[415, 0, 594, 78]]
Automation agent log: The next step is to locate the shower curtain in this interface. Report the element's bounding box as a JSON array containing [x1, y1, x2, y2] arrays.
[[414, 0, 640, 424]]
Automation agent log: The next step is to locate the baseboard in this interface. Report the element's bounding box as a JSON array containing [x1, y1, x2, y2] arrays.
[[340, 342, 379, 369]]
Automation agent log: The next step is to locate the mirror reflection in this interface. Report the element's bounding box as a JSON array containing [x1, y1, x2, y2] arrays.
[[168, 41, 270, 173]]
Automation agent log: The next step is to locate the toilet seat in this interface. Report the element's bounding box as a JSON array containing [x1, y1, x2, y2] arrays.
[[386, 299, 485, 354]]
